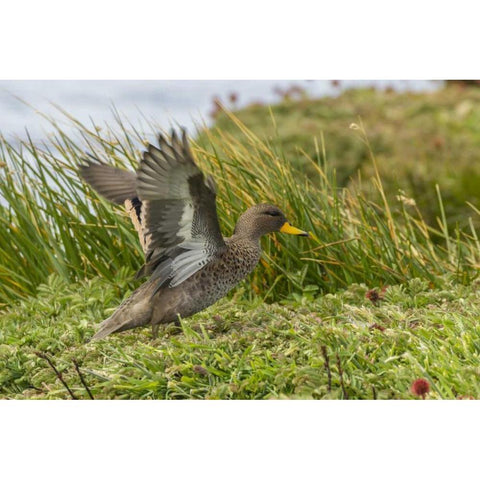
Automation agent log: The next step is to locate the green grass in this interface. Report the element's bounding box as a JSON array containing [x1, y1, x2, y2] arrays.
[[2, 273, 480, 399]]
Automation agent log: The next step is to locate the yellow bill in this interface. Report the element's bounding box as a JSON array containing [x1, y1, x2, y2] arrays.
[[280, 222, 309, 237]]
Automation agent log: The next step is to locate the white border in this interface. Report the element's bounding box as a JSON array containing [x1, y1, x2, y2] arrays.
[[2, 401, 479, 478], [2, 1, 479, 78], [2, 1, 479, 477]]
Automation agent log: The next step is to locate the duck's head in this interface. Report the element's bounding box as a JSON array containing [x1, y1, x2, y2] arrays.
[[233, 204, 309, 240]]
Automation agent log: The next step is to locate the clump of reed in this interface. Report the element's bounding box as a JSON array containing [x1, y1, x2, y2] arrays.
[[1, 108, 479, 306]]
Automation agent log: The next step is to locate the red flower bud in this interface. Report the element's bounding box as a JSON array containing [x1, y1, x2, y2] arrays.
[[411, 378, 430, 399]]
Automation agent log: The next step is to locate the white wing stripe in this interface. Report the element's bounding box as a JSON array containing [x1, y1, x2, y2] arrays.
[[177, 203, 194, 240], [162, 240, 211, 287], [172, 248, 208, 270]]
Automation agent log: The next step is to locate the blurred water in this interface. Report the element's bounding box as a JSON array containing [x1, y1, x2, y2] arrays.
[[0, 80, 440, 143]]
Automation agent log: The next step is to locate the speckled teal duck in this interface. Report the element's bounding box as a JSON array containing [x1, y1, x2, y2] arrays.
[[80, 130, 308, 339]]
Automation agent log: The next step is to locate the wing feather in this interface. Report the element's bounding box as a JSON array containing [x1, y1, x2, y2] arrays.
[[136, 130, 225, 285], [79, 160, 136, 205]]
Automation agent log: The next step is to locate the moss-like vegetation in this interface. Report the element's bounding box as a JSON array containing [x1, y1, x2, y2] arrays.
[[2, 273, 480, 399]]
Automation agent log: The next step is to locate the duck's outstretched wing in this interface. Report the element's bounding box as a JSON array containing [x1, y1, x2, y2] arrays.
[[136, 130, 226, 287], [79, 129, 226, 288]]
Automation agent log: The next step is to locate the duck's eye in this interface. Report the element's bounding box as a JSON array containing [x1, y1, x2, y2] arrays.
[[265, 210, 280, 216]]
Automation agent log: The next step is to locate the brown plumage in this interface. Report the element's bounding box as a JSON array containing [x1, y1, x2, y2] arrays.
[[79, 129, 308, 339]]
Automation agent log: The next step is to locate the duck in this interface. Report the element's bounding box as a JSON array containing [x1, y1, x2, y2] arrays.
[[79, 129, 308, 339]]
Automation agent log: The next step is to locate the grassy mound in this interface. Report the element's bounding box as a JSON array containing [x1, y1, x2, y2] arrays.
[[209, 84, 480, 229], [2, 274, 480, 399]]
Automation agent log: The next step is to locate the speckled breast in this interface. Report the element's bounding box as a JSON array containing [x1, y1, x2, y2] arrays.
[[180, 240, 261, 316]]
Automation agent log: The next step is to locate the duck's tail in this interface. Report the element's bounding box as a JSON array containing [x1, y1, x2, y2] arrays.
[[91, 280, 157, 340]]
